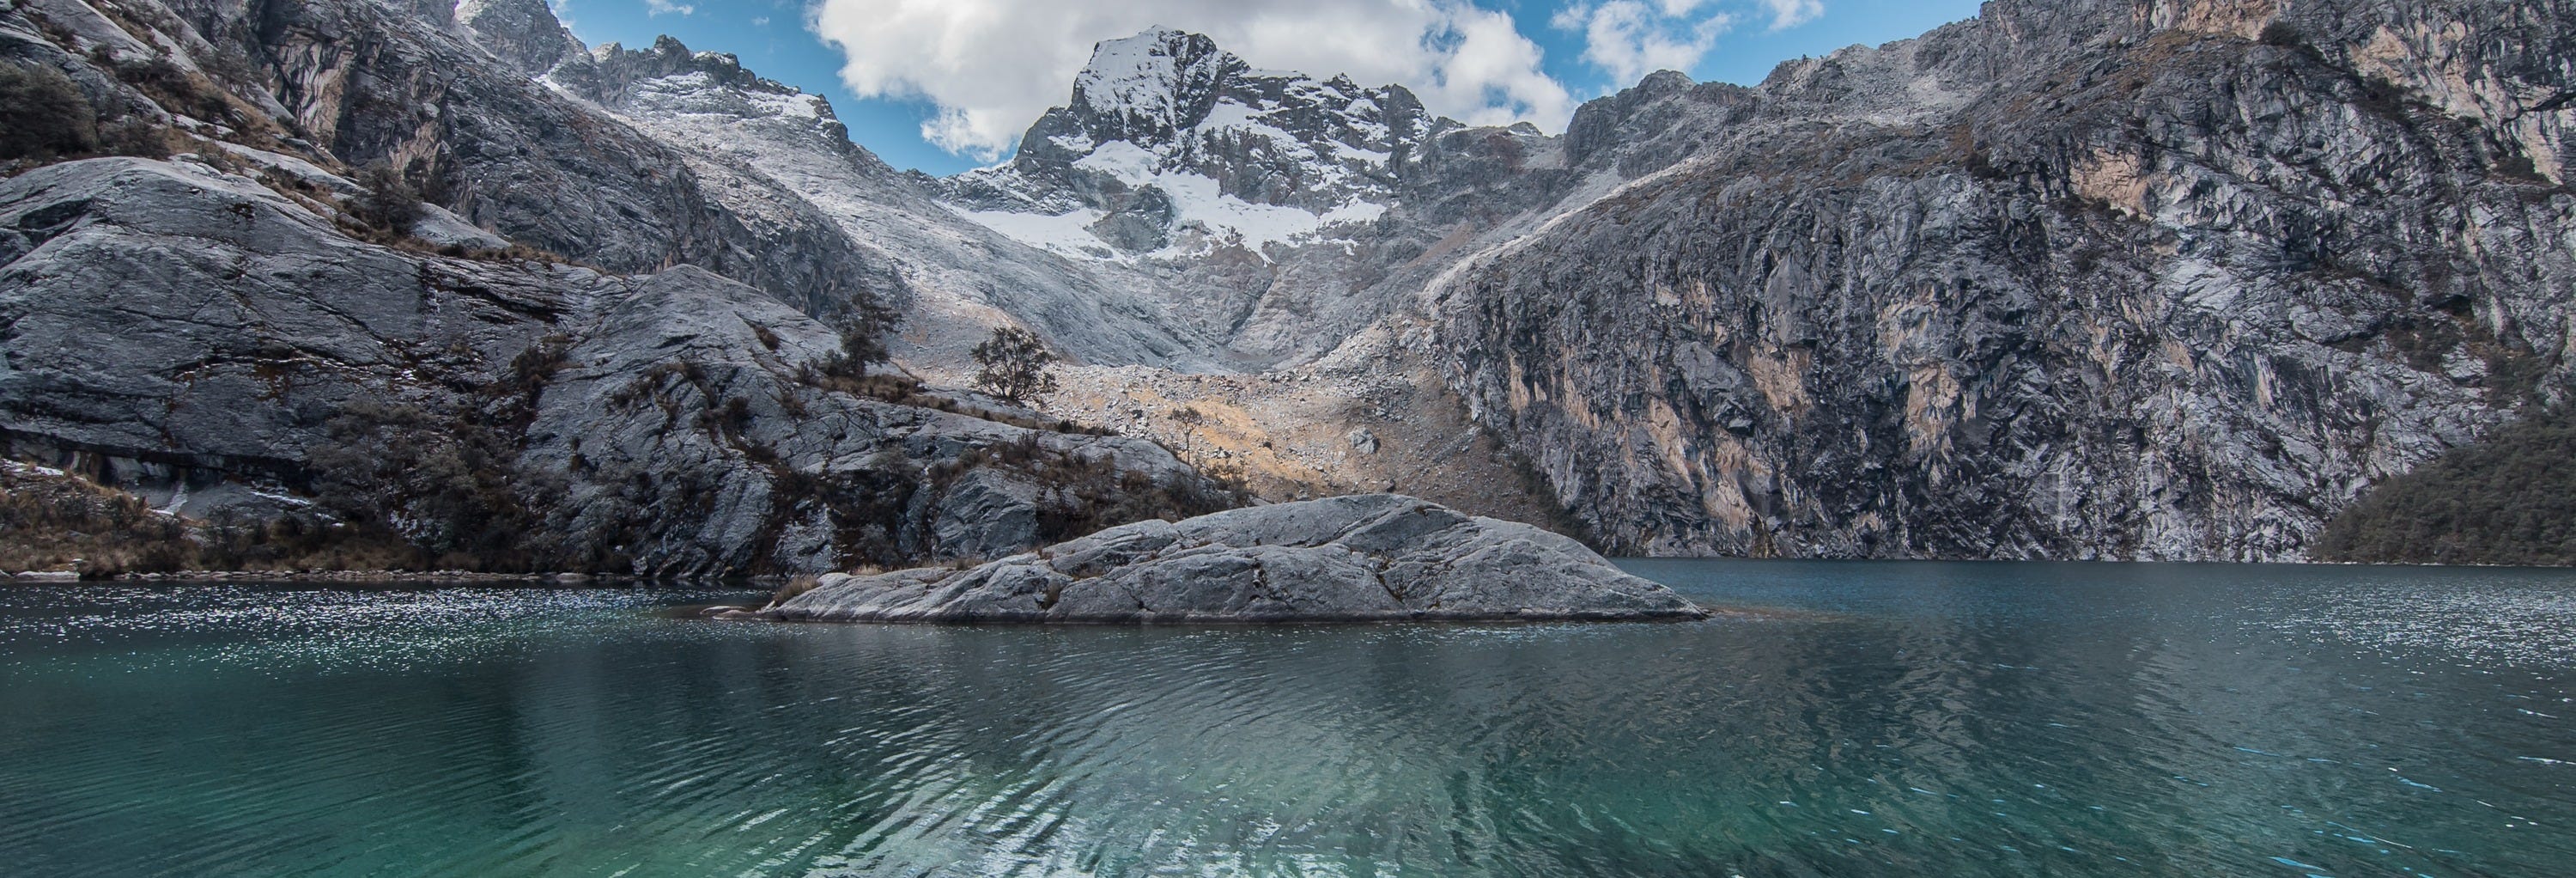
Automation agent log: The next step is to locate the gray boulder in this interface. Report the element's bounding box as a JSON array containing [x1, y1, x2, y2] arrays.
[[767, 495, 1709, 624]]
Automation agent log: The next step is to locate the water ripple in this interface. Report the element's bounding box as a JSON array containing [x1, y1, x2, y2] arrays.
[[3, 565, 2574, 876]]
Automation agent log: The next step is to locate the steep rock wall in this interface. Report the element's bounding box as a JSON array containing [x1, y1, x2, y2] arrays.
[[1432, 0, 2574, 559]]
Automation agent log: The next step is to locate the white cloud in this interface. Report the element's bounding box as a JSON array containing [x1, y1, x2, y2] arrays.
[[1552, 0, 1822, 87], [646, 0, 693, 16], [1552, 1, 1733, 84], [805, 0, 1577, 161], [1759, 0, 1823, 29]]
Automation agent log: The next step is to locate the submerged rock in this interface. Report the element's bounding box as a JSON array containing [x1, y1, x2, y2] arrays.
[[767, 495, 1709, 624]]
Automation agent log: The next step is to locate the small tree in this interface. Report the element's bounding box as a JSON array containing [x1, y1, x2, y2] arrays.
[[0, 63, 100, 162], [972, 326, 1059, 404], [350, 163, 424, 233], [818, 300, 902, 380]]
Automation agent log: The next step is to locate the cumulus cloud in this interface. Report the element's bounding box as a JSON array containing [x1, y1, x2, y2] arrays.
[[805, 0, 1577, 161], [645, 0, 693, 15], [1551, 1, 1733, 84], [1552, 0, 1823, 88], [1759, 0, 1823, 29]]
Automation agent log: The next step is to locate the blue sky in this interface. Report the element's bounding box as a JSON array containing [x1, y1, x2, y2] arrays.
[[553, 0, 1985, 175]]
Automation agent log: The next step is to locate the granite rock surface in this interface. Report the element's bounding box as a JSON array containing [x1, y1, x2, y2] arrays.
[[769, 495, 1709, 624]]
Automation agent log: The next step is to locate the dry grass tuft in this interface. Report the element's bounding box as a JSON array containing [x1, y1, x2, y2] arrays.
[[0, 463, 193, 577], [768, 574, 823, 608]]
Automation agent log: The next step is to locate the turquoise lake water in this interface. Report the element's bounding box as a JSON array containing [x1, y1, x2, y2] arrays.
[[2, 561, 2572, 876]]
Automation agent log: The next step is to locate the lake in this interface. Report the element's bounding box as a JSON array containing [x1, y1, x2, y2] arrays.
[[3, 561, 2572, 876]]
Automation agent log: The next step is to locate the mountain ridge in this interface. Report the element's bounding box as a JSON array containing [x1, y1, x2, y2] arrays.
[[3, 0, 2569, 570], [904, 4, 2573, 561]]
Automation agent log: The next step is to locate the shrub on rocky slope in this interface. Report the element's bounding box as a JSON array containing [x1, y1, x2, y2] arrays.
[[0, 62, 99, 162]]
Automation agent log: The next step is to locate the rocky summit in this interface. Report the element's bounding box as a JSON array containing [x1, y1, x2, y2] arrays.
[[938, 27, 1431, 256], [764, 495, 1710, 624]]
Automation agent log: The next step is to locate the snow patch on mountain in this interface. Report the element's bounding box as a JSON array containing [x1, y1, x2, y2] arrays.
[[947, 178, 1382, 262], [538, 34, 1224, 369], [932, 27, 1435, 264], [954, 206, 1115, 259]]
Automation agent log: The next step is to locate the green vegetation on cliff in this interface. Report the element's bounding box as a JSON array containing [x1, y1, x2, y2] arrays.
[[2314, 405, 2576, 566]]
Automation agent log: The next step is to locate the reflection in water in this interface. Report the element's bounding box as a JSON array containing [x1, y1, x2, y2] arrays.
[[1, 563, 2572, 877]]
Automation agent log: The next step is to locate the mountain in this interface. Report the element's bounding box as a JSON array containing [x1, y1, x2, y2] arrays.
[[930, 26, 1563, 365], [3, 0, 2568, 571], [1423, 0, 2574, 559], [0, 0, 1238, 577], [938, 27, 1431, 258], [528, 32, 1227, 370], [511, 21, 1552, 527], [929, 4, 2573, 562]]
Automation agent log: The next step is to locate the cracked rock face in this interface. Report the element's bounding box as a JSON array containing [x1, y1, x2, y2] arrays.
[[0, 0, 902, 327], [1427, 0, 2576, 561], [0, 157, 1218, 576], [766, 494, 1710, 624]]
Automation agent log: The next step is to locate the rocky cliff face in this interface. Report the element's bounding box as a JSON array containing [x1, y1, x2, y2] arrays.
[[0, 0, 1245, 576], [0, 157, 1229, 576], [450, 0, 584, 77], [1429, 0, 2575, 559], [124, 0, 900, 320]]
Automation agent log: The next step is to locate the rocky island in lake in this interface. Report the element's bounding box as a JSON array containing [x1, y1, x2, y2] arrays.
[[764, 495, 1708, 624]]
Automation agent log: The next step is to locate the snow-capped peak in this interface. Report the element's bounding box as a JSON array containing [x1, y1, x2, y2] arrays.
[[934, 27, 1439, 263], [1069, 27, 1244, 142]]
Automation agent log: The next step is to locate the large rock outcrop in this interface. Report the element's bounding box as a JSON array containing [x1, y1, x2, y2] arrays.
[[0, 157, 1235, 576], [0, 0, 913, 327], [767, 494, 1709, 624], [0, 0, 1270, 576], [1426, 0, 2576, 560]]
